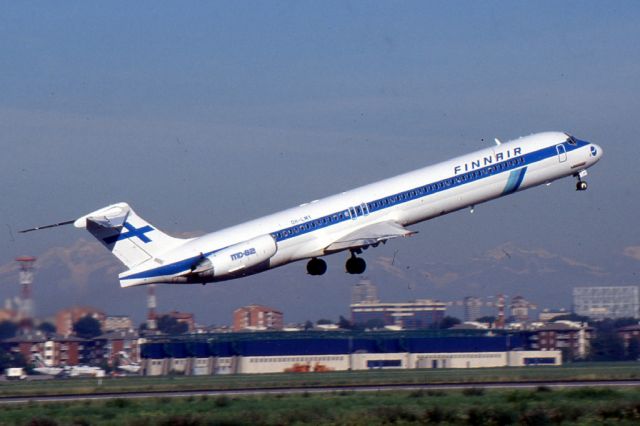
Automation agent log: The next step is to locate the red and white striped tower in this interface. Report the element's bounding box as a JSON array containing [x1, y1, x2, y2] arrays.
[[147, 284, 157, 330], [15, 256, 36, 328]]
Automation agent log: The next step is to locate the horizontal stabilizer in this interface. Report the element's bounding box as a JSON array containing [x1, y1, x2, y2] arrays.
[[324, 220, 416, 252], [73, 203, 129, 229]]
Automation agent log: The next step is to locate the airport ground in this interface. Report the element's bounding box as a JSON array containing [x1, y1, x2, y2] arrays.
[[1, 383, 640, 425], [0, 361, 638, 398], [0, 362, 638, 424]]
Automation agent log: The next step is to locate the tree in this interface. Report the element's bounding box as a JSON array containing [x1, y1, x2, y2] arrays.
[[316, 319, 333, 325], [37, 321, 56, 335], [0, 321, 17, 340], [304, 320, 314, 331], [439, 316, 462, 329], [476, 316, 495, 324], [553, 313, 590, 323], [73, 315, 102, 339], [627, 337, 640, 361], [363, 319, 386, 330], [589, 331, 625, 361], [0, 348, 26, 371], [430, 316, 462, 330], [612, 317, 638, 329], [338, 316, 353, 330], [157, 315, 188, 335]]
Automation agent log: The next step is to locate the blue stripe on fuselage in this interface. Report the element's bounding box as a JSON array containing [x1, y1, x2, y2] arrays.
[[502, 167, 528, 195], [121, 139, 589, 281]]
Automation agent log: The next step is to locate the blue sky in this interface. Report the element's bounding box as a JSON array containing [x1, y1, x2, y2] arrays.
[[1, 2, 639, 324]]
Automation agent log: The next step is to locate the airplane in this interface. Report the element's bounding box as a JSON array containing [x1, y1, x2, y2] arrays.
[[32, 353, 105, 378], [116, 351, 141, 374], [32, 353, 64, 377], [21, 132, 602, 287], [65, 364, 105, 378]]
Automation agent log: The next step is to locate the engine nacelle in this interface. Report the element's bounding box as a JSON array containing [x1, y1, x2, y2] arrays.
[[193, 234, 277, 280]]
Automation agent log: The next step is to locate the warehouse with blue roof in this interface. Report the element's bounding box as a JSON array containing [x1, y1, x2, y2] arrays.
[[140, 330, 560, 376]]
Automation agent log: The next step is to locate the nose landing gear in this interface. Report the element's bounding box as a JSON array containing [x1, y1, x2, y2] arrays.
[[575, 169, 588, 191]]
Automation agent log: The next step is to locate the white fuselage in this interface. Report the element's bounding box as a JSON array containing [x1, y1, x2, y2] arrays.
[[120, 131, 602, 286]]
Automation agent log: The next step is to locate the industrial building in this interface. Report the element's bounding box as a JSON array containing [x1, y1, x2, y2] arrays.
[[573, 286, 639, 320], [140, 330, 560, 376], [350, 299, 447, 329]]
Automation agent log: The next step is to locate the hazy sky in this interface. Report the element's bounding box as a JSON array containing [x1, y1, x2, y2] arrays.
[[1, 2, 639, 324]]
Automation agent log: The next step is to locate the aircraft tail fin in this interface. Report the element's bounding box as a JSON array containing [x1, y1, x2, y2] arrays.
[[73, 202, 187, 269], [33, 353, 45, 367]]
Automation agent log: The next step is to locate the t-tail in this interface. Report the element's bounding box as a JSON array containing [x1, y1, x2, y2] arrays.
[[73, 202, 187, 270]]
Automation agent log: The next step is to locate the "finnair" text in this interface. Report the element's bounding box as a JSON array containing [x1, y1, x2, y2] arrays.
[[454, 147, 522, 175]]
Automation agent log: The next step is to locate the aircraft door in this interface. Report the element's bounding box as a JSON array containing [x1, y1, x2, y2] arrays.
[[556, 144, 567, 163], [349, 206, 357, 220]]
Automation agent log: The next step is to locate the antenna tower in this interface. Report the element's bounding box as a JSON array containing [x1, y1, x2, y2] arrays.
[[15, 256, 36, 328]]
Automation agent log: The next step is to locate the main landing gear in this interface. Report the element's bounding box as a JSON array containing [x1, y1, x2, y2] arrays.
[[575, 169, 588, 191], [345, 253, 366, 274], [306, 252, 367, 276], [306, 257, 327, 276]]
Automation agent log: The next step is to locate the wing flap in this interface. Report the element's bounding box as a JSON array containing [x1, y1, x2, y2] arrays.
[[324, 221, 416, 252]]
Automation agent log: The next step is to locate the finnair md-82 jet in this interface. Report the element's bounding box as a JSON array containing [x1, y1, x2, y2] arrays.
[[22, 132, 602, 287]]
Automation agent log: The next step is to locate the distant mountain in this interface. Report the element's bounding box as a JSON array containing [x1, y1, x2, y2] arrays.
[[0, 238, 636, 325], [373, 242, 617, 309]]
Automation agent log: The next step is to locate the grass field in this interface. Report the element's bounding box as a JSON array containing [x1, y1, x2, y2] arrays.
[[0, 362, 638, 398], [2, 386, 640, 425]]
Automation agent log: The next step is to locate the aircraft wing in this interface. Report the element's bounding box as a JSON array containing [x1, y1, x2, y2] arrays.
[[324, 220, 416, 253]]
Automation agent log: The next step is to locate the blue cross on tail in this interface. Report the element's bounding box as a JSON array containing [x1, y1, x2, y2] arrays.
[[103, 222, 154, 245]]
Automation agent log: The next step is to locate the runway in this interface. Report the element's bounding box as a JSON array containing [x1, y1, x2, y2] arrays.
[[0, 379, 638, 405]]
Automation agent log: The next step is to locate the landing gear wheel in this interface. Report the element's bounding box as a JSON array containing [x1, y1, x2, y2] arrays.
[[576, 181, 588, 191], [345, 256, 366, 274], [306, 258, 327, 276]]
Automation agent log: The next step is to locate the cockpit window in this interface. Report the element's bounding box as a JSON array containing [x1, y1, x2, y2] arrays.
[[566, 135, 577, 145]]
